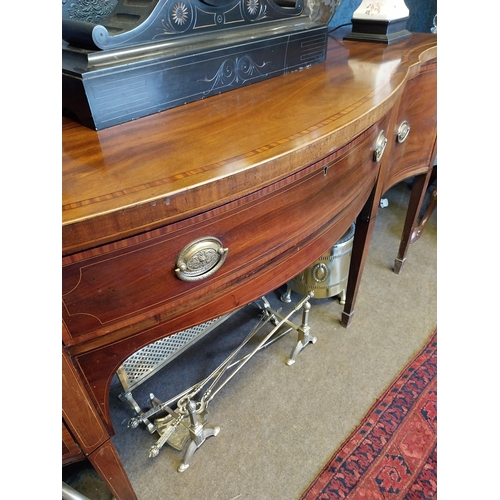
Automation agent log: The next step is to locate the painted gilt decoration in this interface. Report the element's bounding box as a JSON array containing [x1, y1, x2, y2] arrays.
[[161, 0, 195, 33], [172, 2, 190, 26], [201, 55, 269, 93], [247, 0, 260, 15]]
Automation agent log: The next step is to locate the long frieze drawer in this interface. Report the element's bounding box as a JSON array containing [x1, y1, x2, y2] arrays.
[[62, 121, 385, 343], [384, 61, 437, 190]]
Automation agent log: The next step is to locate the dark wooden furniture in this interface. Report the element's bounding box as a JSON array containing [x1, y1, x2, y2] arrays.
[[389, 63, 437, 274], [62, 30, 437, 500], [411, 186, 437, 243]]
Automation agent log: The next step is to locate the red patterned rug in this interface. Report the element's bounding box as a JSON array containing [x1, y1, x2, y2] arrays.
[[301, 331, 437, 500]]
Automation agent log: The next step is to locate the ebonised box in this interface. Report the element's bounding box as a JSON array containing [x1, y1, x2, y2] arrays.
[[62, 0, 341, 129]]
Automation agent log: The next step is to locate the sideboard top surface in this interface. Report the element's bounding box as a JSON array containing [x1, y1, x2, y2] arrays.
[[62, 31, 437, 255]]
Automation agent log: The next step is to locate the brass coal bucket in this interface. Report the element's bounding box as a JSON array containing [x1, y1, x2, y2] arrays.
[[281, 223, 355, 305]]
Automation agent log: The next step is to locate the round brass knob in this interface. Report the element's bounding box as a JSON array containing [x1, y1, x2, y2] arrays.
[[397, 121, 411, 143], [373, 130, 388, 162]]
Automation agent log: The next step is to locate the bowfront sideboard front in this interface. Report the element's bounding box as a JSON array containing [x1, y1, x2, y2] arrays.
[[62, 30, 437, 500]]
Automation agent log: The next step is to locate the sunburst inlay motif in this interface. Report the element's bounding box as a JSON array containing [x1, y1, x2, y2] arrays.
[[246, 0, 259, 15], [172, 2, 189, 25]]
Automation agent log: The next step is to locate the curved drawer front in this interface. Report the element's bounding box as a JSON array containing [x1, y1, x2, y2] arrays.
[[62, 118, 386, 345], [384, 60, 437, 191]]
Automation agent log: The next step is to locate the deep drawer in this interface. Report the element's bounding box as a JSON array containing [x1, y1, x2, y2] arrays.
[[63, 119, 386, 345], [383, 61, 437, 191]]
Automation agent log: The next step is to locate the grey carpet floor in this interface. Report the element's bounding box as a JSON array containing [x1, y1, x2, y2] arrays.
[[64, 180, 437, 500]]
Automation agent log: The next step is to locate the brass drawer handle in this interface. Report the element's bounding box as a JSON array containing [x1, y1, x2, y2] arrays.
[[373, 131, 388, 162], [397, 120, 411, 143], [175, 237, 228, 282]]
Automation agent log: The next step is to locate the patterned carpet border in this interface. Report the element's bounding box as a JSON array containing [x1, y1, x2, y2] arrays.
[[301, 330, 437, 499]]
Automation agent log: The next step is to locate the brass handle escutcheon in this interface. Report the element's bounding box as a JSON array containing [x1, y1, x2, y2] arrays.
[[373, 131, 388, 162], [175, 237, 228, 282], [397, 121, 411, 143]]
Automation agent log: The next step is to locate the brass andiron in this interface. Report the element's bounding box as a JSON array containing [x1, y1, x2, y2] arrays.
[[261, 294, 316, 365], [126, 292, 314, 471], [177, 399, 220, 472]]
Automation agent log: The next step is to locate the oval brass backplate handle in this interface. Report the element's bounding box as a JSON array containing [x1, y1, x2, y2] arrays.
[[397, 121, 411, 143], [175, 237, 228, 282], [373, 131, 388, 162]]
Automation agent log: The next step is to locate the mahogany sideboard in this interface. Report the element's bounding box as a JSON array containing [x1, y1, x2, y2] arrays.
[[62, 30, 437, 500]]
